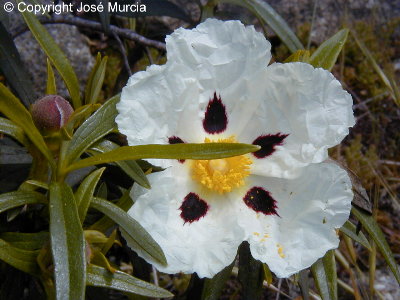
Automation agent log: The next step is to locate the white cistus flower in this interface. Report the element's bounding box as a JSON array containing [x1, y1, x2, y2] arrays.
[[116, 19, 355, 278]]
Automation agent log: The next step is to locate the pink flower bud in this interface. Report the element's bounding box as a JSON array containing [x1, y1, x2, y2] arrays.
[[31, 95, 74, 132]]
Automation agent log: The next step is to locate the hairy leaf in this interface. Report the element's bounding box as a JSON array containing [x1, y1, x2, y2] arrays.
[[352, 207, 400, 284], [19, 6, 81, 108], [310, 29, 349, 71], [75, 167, 105, 223], [311, 250, 337, 300], [90, 197, 167, 266], [220, 0, 303, 52], [87, 264, 173, 297], [0, 190, 46, 213], [89, 139, 150, 189], [67, 143, 260, 172], [65, 95, 119, 165], [49, 183, 86, 300], [0, 239, 39, 275]]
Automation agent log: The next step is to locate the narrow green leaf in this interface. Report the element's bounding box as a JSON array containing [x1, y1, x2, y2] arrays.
[[65, 95, 119, 165], [298, 269, 311, 300], [18, 6, 81, 108], [0, 191, 46, 213], [284, 49, 311, 63], [89, 139, 150, 189], [46, 58, 57, 95], [311, 250, 337, 300], [220, 0, 303, 52], [90, 197, 167, 266], [67, 143, 260, 173], [238, 242, 264, 300], [0, 83, 55, 166], [87, 264, 173, 298], [0, 22, 35, 106], [352, 207, 400, 284], [49, 183, 86, 300], [0, 238, 39, 275], [0, 117, 29, 146], [75, 167, 105, 223], [201, 261, 234, 300], [95, 0, 110, 33], [85, 54, 108, 104], [340, 220, 371, 250], [0, 231, 49, 250], [310, 29, 349, 71], [89, 189, 133, 232]]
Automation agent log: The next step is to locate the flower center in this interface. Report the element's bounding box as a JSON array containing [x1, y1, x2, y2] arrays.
[[191, 136, 252, 194]]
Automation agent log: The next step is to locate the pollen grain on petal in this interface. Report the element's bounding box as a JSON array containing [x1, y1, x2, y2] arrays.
[[252, 133, 288, 158], [179, 192, 209, 224], [203, 92, 228, 134], [243, 186, 279, 216]]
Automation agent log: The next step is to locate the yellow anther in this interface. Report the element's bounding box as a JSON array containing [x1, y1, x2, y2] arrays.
[[263, 234, 269, 238], [253, 232, 260, 236], [260, 238, 266, 242], [191, 136, 252, 194]]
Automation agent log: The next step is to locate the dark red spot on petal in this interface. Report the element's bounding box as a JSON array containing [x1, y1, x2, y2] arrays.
[[243, 187, 279, 216], [203, 92, 228, 134], [252, 133, 288, 158], [179, 193, 209, 224], [168, 136, 185, 163]]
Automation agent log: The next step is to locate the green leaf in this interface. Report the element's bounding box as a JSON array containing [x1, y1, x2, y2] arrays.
[[340, 220, 371, 250], [85, 54, 108, 104], [89, 189, 133, 232], [298, 269, 311, 300], [310, 29, 349, 71], [311, 250, 337, 300], [0, 22, 35, 107], [0, 117, 29, 146], [75, 167, 105, 223], [67, 142, 260, 173], [89, 139, 150, 189], [0, 238, 39, 275], [0, 83, 55, 166], [284, 49, 311, 63], [0, 231, 49, 250], [0, 191, 46, 213], [46, 58, 57, 95], [352, 207, 400, 284], [90, 197, 167, 266], [87, 265, 173, 298], [18, 7, 81, 108], [238, 242, 264, 300], [95, 0, 110, 33], [49, 182, 86, 300], [201, 261, 234, 300], [65, 95, 119, 165], [220, 0, 303, 53]]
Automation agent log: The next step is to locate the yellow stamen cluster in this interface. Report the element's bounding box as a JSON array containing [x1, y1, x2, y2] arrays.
[[191, 136, 252, 194]]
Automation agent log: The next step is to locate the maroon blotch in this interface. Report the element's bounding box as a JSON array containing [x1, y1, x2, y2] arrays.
[[202, 92, 228, 134], [168, 136, 185, 163], [179, 193, 209, 224], [252, 133, 288, 158], [243, 187, 279, 216]]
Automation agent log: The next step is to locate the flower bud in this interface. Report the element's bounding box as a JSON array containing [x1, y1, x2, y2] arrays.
[[31, 95, 74, 132]]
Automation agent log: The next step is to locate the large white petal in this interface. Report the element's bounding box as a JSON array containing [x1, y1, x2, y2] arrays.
[[236, 162, 352, 278], [127, 164, 245, 278], [239, 62, 355, 178], [117, 19, 273, 150]]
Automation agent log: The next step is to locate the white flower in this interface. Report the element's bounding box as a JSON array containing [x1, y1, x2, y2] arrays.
[[116, 19, 355, 278]]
